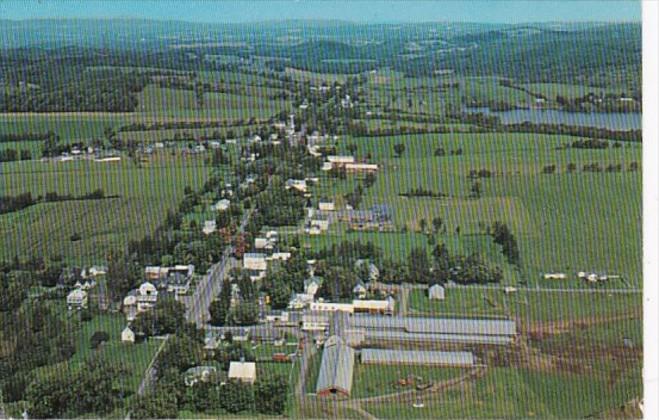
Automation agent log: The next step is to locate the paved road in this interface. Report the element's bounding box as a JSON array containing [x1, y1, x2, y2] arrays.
[[185, 208, 254, 327], [137, 335, 170, 396], [446, 284, 642, 294]]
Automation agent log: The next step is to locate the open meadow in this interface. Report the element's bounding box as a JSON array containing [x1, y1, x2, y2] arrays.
[[0, 155, 211, 264]]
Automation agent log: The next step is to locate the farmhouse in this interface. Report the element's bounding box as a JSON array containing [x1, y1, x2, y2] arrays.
[[316, 336, 355, 397], [184, 366, 218, 387], [285, 179, 308, 193], [360, 349, 475, 367], [123, 281, 158, 320], [352, 282, 367, 299], [344, 162, 378, 174], [211, 199, 231, 212], [121, 326, 135, 343], [228, 361, 257, 384], [66, 288, 88, 310], [202, 220, 217, 235], [428, 284, 445, 300], [302, 313, 331, 331], [318, 200, 335, 211], [243, 253, 267, 271], [310, 302, 355, 314], [304, 276, 323, 296], [352, 298, 395, 315]]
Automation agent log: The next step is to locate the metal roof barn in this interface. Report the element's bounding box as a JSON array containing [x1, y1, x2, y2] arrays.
[[361, 349, 475, 367], [364, 330, 514, 346], [315, 336, 355, 397], [350, 315, 516, 336]]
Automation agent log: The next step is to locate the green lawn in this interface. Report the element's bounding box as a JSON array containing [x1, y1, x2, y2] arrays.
[[34, 312, 160, 396], [0, 156, 211, 264], [325, 132, 641, 288], [408, 288, 507, 318], [352, 363, 467, 399]]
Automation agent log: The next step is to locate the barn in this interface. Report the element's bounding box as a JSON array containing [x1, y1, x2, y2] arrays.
[[315, 336, 355, 397], [360, 349, 475, 367]]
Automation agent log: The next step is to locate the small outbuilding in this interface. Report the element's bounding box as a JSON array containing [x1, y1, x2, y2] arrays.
[[121, 326, 135, 343], [428, 284, 445, 300], [228, 361, 257, 384]]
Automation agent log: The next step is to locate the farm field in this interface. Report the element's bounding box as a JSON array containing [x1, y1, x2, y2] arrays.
[[351, 363, 467, 399], [322, 132, 641, 288], [408, 288, 507, 318], [0, 156, 211, 264], [33, 311, 160, 398], [521, 83, 623, 100]]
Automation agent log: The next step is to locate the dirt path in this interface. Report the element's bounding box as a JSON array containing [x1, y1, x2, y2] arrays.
[[522, 311, 641, 337]]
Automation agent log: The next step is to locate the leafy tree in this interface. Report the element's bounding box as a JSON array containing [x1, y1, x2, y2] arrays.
[[254, 374, 288, 414], [106, 252, 141, 300], [228, 302, 259, 326], [131, 392, 178, 419], [90, 331, 110, 349], [210, 279, 231, 326], [157, 334, 203, 373], [432, 216, 444, 234], [220, 380, 254, 413], [471, 181, 482, 199], [406, 247, 432, 284], [270, 281, 291, 310], [393, 143, 406, 157]]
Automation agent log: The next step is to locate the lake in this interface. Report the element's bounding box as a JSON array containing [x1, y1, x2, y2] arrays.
[[465, 107, 641, 131]]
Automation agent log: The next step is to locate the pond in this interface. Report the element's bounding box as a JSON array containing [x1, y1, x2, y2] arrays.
[[465, 107, 641, 131]]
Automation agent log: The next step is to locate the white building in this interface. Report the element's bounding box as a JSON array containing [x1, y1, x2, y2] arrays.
[[319, 200, 335, 211], [428, 284, 445, 300], [285, 179, 308, 193], [121, 326, 135, 343], [244, 253, 267, 271], [67, 288, 88, 310], [211, 199, 231, 212], [203, 220, 217, 235], [228, 361, 257, 384]]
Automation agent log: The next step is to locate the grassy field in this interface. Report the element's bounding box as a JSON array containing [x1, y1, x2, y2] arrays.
[[351, 363, 467, 399], [521, 83, 622, 100], [34, 311, 160, 396], [0, 156, 210, 264], [408, 288, 507, 318], [362, 363, 640, 418], [323, 132, 641, 288]]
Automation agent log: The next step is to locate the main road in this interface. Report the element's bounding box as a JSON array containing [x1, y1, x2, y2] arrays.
[[185, 208, 254, 327]]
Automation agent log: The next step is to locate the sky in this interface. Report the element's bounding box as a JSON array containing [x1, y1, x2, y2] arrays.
[[0, 0, 641, 24]]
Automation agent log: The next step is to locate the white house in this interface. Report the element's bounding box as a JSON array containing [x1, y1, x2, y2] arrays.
[[184, 366, 218, 387], [288, 293, 315, 310], [203, 220, 217, 235], [353, 282, 367, 299], [268, 252, 292, 262], [244, 253, 267, 271], [428, 284, 445, 300], [228, 361, 257, 384], [304, 277, 322, 297], [318, 200, 335, 211], [67, 288, 88, 310], [285, 179, 308, 193], [136, 282, 158, 312], [211, 199, 231, 212], [121, 326, 135, 343], [544, 273, 567, 280]]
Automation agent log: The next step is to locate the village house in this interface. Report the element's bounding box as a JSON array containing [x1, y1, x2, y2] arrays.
[[285, 178, 308, 193], [288, 293, 315, 310], [211, 199, 231, 212], [353, 281, 367, 299], [184, 366, 218, 387], [202, 220, 217, 235], [67, 288, 88, 310], [228, 361, 257, 384], [304, 277, 323, 297], [123, 281, 158, 321], [243, 253, 267, 271], [428, 284, 445, 300], [318, 199, 335, 211], [121, 326, 135, 343]]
